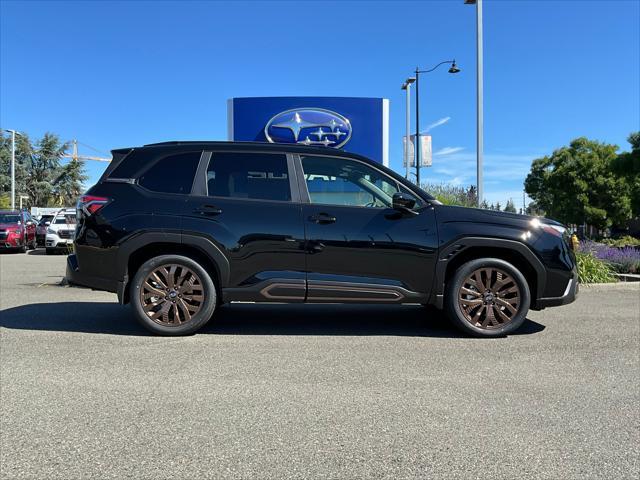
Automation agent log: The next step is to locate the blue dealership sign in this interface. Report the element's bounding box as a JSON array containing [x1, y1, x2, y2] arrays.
[[228, 97, 389, 166]]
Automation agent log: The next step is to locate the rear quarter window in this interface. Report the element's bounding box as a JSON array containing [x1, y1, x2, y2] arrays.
[[138, 152, 202, 194]]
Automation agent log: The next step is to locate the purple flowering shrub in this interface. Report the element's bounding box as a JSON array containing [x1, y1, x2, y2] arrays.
[[578, 241, 640, 274]]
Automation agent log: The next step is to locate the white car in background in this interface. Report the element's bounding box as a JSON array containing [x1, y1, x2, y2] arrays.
[[45, 208, 77, 255]]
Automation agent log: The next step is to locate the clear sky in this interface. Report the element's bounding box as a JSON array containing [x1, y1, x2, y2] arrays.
[[1, 0, 639, 208]]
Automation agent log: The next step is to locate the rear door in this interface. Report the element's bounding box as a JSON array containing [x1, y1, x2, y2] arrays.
[[182, 150, 306, 302]]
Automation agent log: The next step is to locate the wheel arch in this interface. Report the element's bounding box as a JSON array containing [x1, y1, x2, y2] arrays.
[[117, 232, 230, 304], [431, 237, 546, 309]]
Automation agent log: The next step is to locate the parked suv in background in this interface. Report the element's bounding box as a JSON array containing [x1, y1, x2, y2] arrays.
[[46, 209, 76, 255], [0, 210, 37, 252], [67, 141, 578, 337]]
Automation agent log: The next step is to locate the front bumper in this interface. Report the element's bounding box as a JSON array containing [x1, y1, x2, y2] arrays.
[[46, 234, 73, 249], [533, 275, 579, 309], [1, 235, 23, 248]]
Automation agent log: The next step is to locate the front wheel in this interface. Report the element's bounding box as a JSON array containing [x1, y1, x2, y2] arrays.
[[130, 254, 217, 335], [445, 258, 530, 337]]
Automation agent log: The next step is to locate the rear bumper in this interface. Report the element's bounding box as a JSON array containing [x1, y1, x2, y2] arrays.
[[533, 275, 579, 309], [66, 253, 121, 295]]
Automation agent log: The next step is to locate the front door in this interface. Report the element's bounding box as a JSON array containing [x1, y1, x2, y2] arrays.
[[298, 154, 438, 303]]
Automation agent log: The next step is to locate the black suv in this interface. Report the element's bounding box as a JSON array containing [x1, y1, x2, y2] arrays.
[[67, 141, 578, 337]]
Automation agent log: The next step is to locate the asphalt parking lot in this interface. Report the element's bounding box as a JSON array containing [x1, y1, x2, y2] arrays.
[[1, 250, 639, 479]]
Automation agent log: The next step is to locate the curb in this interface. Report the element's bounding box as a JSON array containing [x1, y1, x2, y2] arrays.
[[581, 282, 639, 289]]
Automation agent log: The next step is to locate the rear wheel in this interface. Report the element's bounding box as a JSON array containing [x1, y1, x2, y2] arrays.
[[130, 254, 217, 335], [19, 237, 27, 253], [445, 258, 530, 337], [45, 248, 55, 255]]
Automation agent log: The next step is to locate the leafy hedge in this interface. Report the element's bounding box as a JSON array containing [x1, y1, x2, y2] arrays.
[[601, 235, 640, 247], [576, 252, 617, 283], [578, 240, 640, 274]]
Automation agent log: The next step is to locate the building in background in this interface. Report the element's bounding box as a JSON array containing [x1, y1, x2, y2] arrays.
[[227, 97, 389, 166]]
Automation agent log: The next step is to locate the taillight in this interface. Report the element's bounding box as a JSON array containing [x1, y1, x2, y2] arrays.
[[78, 195, 110, 215]]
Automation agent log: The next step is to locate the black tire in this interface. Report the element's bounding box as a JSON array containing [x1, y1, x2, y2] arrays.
[[28, 237, 37, 250], [45, 248, 55, 255], [18, 239, 27, 253], [445, 258, 530, 337], [130, 254, 217, 336]]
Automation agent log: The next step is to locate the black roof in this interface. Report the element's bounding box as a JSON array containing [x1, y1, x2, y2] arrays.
[[135, 140, 366, 158]]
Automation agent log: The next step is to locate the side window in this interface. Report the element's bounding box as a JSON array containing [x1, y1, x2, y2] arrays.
[[138, 152, 201, 194], [301, 156, 421, 208], [207, 152, 291, 201]]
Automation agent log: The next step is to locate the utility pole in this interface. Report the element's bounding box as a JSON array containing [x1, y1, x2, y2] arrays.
[[3, 129, 21, 210], [401, 78, 415, 179], [11, 130, 15, 210], [415, 66, 421, 187]]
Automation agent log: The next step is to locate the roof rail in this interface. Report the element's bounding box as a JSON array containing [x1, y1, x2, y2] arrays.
[[142, 140, 271, 147]]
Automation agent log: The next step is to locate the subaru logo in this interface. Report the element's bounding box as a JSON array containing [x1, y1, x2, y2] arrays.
[[264, 108, 352, 148]]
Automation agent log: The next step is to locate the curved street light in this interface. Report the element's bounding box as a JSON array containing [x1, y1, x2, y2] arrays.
[[413, 60, 460, 186]]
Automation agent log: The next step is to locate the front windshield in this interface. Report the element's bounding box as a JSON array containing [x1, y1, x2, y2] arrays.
[[0, 214, 20, 224], [54, 214, 76, 224]]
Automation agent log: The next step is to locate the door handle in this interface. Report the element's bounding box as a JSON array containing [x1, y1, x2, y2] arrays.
[[193, 205, 222, 216], [309, 213, 336, 224]]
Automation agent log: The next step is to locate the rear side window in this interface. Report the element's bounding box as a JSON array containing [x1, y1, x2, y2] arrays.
[[207, 152, 290, 201], [138, 152, 201, 194]]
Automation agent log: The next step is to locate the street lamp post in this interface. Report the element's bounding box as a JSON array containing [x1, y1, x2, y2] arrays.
[[413, 60, 460, 186], [465, 0, 484, 206], [401, 77, 415, 179], [3, 129, 22, 210]]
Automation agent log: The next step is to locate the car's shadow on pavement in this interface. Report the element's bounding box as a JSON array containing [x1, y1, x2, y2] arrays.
[[0, 302, 546, 338]]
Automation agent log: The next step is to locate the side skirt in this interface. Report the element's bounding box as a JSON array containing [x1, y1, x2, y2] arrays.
[[222, 279, 427, 304]]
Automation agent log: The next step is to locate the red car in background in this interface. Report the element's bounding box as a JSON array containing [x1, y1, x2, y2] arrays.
[[0, 210, 37, 252]]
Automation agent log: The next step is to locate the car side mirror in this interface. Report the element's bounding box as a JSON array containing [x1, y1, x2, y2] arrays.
[[392, 192, 416, 211]]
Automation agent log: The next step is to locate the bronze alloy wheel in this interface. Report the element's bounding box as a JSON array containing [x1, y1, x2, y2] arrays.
[[457, 267, 521, 329], [140, 264, 204, 326]]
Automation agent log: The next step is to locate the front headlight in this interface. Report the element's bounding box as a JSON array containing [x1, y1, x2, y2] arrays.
[[530, 218, 566, 237], [47, 227, 56, 234]]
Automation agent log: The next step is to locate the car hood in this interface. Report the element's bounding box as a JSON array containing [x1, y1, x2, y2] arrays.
[[48, 224, 77, 229], [433, 204, 564, 228], [0, 223, 22, 230]]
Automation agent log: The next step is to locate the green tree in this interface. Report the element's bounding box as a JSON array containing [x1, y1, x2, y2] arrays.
[[480, 199, 490, 209], [0, 132, 31, 201], [52, 158, 88, 206], [494, 201, 502, 211], [504, 199, 517, 213], [24, 133, 68, 207], [611, 132, 640, 216], [0, 132, 80, 208], [526, 201, 545, 216], [524, 137, 633, 229], [423, 183, 478, 208]]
